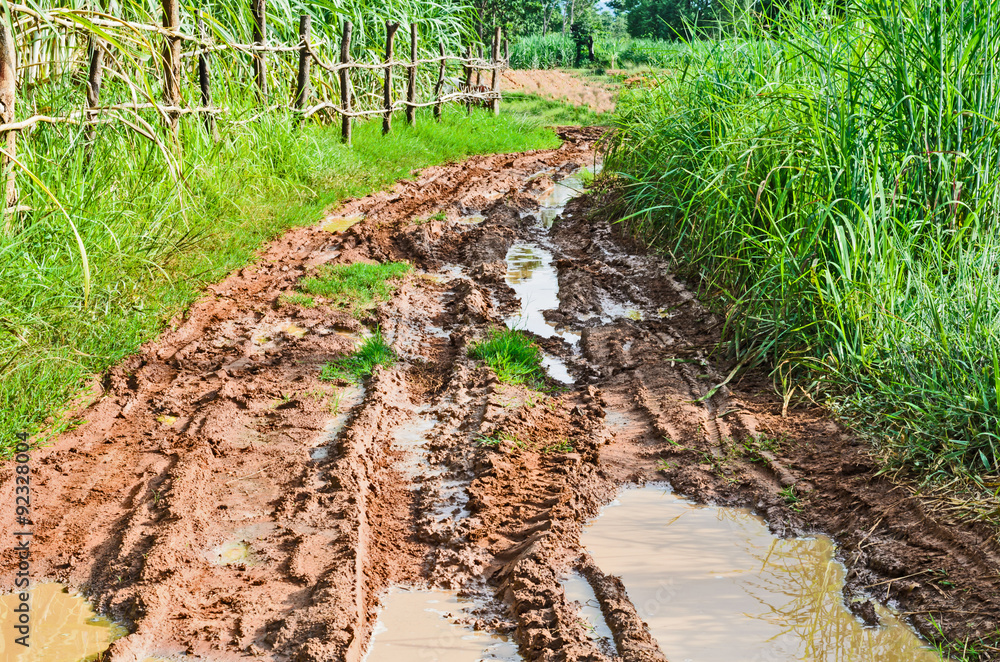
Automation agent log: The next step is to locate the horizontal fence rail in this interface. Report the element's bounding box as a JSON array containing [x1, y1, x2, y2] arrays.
[[0, 2, 510, 213]]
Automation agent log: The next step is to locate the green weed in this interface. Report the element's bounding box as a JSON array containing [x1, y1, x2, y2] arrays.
[[279, 292, 316, 308], [543, 439, 575, 454], [468, 328, 547, 388], [476, 432, 522, 448], [320, 330, 395, 383], [302, 262, 412, 318]]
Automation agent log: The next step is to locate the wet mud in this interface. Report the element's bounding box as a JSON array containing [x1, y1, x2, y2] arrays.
[[1, 125, 999, 661]]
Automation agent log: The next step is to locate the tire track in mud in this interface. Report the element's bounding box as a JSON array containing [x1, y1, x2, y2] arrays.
[[2, 126, 999, 661]]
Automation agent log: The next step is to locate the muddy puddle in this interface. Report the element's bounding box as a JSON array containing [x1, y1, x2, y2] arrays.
[[363, 588, 520, 662], [561, 571, 616, 655], [537, 165, 600, 228], [0, 583, 126, 661], [310, 384, 366, 461], [393, 411, 441, 485], [581, 486, 944, 662], [504, 242, 577, 384]]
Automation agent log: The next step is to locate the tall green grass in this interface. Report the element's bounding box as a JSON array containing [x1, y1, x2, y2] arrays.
[[606, 0, 1000, 482]]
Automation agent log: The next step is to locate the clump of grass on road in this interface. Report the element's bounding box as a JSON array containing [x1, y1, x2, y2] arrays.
[[321, 330, 396, 382], [469, 328, 546, 388], [302, 262, 412, 318]]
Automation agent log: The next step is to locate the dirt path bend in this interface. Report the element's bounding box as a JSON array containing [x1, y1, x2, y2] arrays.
[[2, 126, 999, 661]]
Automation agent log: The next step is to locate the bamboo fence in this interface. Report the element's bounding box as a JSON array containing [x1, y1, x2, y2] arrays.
[[0, 1, 509, 209]]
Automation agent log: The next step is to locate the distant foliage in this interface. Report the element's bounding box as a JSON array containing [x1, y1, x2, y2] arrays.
[[509, 33, 689, 68]]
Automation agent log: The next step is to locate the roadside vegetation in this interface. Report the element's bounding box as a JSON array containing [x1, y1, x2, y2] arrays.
[[469, 327, 547, 388], [509, 34, 689, 69], [502, 91, 606, 126], [604, 0, 1000, 484]]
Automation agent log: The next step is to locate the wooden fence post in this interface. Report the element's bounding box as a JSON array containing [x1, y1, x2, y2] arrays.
[[405, 23, 417, 127], [382, 21, 399, 136], [339, 20, 352, 146], [0, 11, 17, 217], [295, 14, 311, 111], [197, 12, 218, 141], [27, 23, 39, 88], [491, 27, 501, 116], [252, 0, 267, 100], [433, 41, 445, 122], [504, 38, 509, 66], [475, 43, 482, 89], [85, 36, 104, 145], [161, 0, 181, 137], [464, 44, 473, 113]]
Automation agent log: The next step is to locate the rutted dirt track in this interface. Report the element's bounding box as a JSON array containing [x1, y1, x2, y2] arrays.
[[2, 127, 1000, 661]]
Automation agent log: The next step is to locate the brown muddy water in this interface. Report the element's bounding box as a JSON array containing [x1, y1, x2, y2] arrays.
[[0, 583, 126, 661], [536, 166, 599, 228], [363, 588, 520, 662], [581, 486, 945, 662], [504, 242, 577, 384]]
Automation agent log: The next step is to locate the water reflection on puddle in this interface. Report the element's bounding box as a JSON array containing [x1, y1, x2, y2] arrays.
[[581, 486, 944, 662], [364, 588, 520, 662], [504, 242, 579, 384], [561, 571, 616, 654], [393, 413, 441, 487], [0, 583, 127, 662], [311, 385, 366, 461], [505, 243, 567, 338], [537, 166, 601, 228]]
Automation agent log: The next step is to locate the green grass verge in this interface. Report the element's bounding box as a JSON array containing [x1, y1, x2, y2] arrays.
[[0, 106, 560, 455], [469, 328, 546, 388], [320, 330, 396, 382], [279, 292, 316, 309], [302, 262, 412, 318], [502, 91, 607, 127]]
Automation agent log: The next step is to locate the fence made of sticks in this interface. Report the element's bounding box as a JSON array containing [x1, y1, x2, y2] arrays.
[[0, 1, 510, 211]]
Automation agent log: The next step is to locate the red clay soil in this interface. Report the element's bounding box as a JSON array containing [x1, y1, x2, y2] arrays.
[[1, 126, 998, 661]]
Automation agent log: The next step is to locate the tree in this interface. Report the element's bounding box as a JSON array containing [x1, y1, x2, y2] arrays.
[[609, 0, 717, 39]]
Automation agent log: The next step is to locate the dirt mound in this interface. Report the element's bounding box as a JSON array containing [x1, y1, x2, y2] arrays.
[[1, 124, 998, 660], [503, 70, 616, 113]]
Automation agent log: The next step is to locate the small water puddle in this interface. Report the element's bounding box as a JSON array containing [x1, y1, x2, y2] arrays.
[[504, 242, 579, 384], [561, 571, 616, 654], [364, 588, 521, 661], [393, 413, 441, 486], [0, 583, 127, 661], [581, 486, 945, 662], [310, 385, 366, 461], [537, 165, 601, 228]]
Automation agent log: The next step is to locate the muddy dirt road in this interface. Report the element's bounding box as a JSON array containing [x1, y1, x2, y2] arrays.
[[2, 127, 999, 661]]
